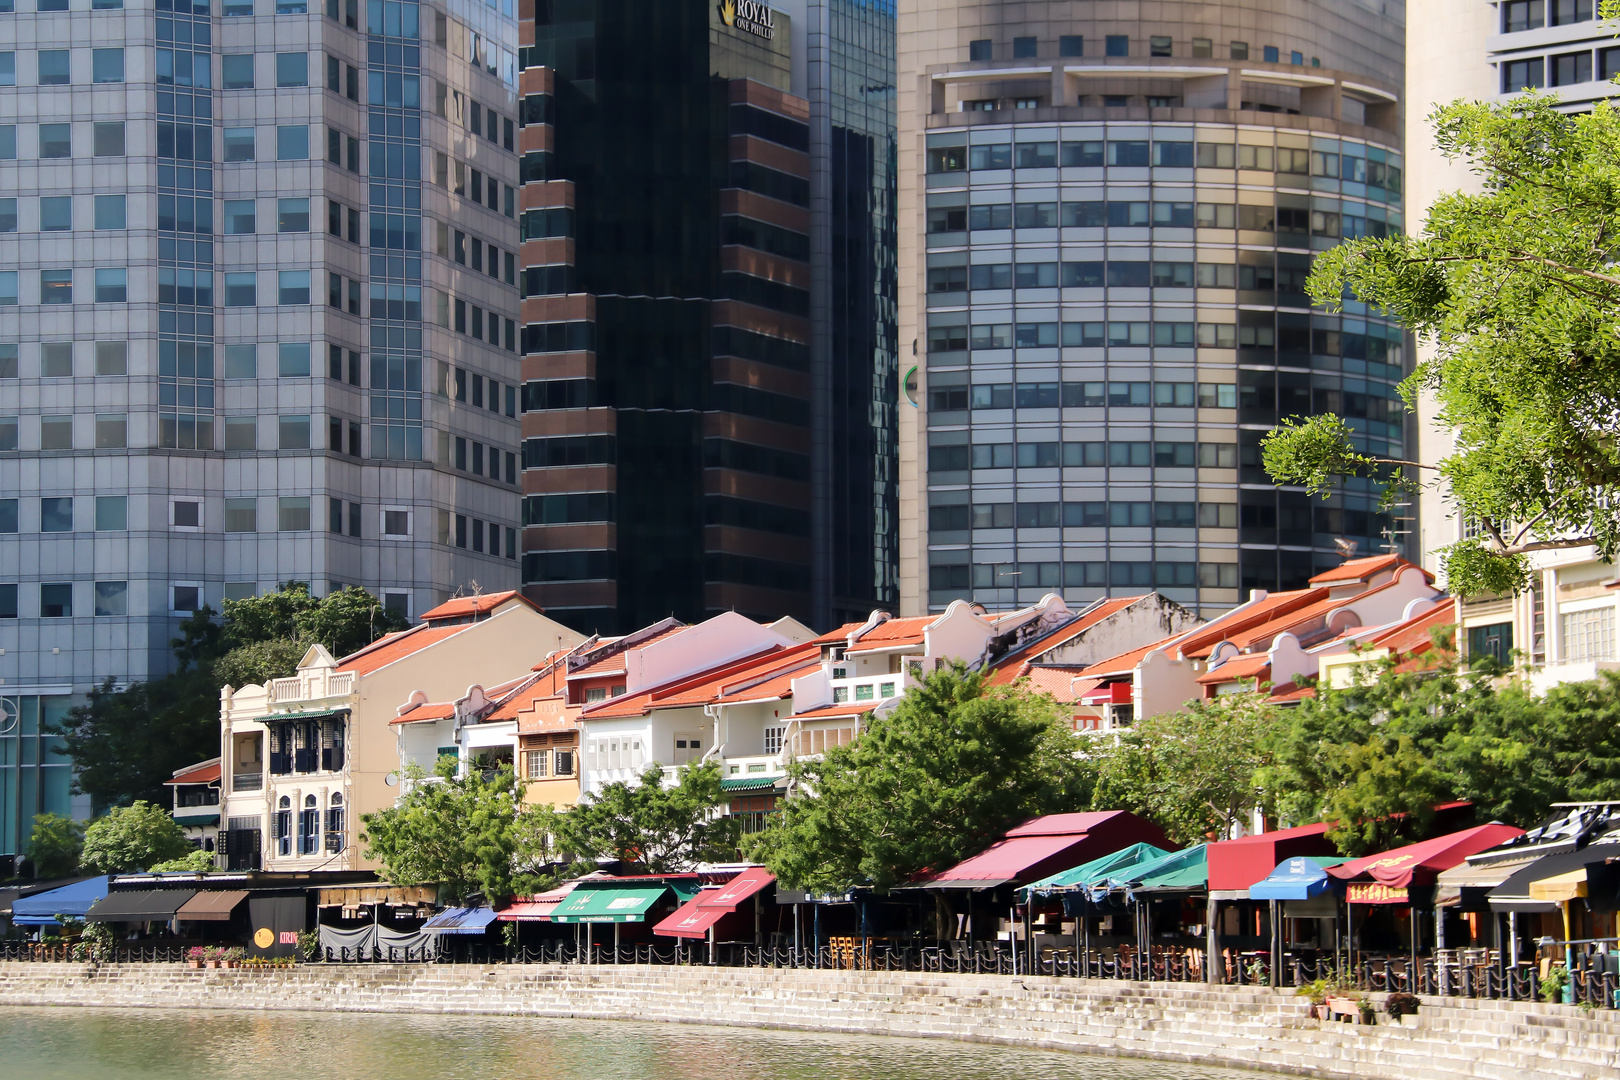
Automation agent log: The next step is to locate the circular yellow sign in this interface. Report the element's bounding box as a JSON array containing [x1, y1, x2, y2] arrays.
[[253, 927, 274, 949]]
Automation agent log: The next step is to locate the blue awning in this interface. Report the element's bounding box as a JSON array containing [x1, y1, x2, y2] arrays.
[[422, 906, 498, 934], [1248, 856, 1347, 901], [12, 876, 110, 925]]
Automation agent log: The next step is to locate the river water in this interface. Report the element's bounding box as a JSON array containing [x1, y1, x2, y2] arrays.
[[0, 1006, 1272, 1080]]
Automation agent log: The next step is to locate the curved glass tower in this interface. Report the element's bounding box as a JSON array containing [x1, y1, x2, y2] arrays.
[[897, 2, 1409, 617]]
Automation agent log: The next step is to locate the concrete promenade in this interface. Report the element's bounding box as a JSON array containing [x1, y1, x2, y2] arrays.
[[2, 961, 1617, 1078]]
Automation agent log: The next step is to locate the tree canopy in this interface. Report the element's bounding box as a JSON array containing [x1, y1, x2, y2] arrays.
[[25, 812, 86, 878], [525, 759, 739, 884], [1264, 646, 1620, 854], [748, 663, 1093, 894], [79, 801, 194, 873], [360, 757, 525, 902], [1261, 94, 1620, 596], [1089, 693, 1284, 847], [50, 582, 407, 809]]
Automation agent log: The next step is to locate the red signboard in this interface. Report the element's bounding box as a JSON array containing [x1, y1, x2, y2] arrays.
[[1347, 882, 1409, 904]]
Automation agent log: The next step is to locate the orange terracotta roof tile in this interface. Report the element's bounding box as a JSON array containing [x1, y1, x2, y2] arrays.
[[419, 590, 526, 621], [791, 701, 879, 721], [1364, 602, 1456, 654], [337, 624, 467, 676], [1195, 653, 1272, 685], [579, 644, 807, 719], [1019, 665, 1096, 702], [985, 597, 1147, 685], [1268, 683, 1318, 703], [165, 762, 221, 785], [390, 701, 457, 725], [1308, 554, 1433, 586]]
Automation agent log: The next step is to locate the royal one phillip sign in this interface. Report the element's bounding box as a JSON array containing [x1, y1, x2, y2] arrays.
[[718, 0, 776, 40]]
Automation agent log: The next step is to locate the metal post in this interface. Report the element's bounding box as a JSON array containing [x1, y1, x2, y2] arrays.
[[1509, 910, 1519, 973], [1563, 899, 1575, 1004], [585, 922, 592, 963], [1270, 899, 1280, 987], [1023, 899, 1034, 975], [1206, 896, 1219, 985], [613, 921, 620, 963]]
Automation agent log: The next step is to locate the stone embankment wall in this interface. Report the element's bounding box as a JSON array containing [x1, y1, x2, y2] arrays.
[[2, 961, 1618, 1079]]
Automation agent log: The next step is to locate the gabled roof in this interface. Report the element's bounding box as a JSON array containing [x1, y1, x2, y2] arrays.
[[1308, 553, 1431, 586], [389, 701, 457, 725], [577, 644, 810, 720], [1195, 653, 1271, 686], [791, 701, 879, 721], [567, 623, 688, 680], [419, 590, 528, 622], [1363, 601, 1456, 654], [165, 761, 221, 786], [336, 625, 468, 676], [984, 596, 1145, 687]]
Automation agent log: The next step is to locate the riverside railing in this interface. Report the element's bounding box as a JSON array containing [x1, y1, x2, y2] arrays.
[[8, 938, 1617, 1008]]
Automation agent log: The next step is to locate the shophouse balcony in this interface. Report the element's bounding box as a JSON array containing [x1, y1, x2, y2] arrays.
[[294, 748, 319, 773], [827, 672, 909, 705], [269, 670, 356, 703], [723, 755, 785, 782]]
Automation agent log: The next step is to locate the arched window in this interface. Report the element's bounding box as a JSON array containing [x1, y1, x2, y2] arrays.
[[274, 797, 293, 856], [298, 794, 320, 854], [278, 795, 290, 807], [325, 792, 345, 853], [304, 793, 317, 807]]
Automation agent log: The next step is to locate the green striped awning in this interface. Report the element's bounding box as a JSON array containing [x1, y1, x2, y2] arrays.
[[721, 775, 783, 792], [264, 708, 350, 722]]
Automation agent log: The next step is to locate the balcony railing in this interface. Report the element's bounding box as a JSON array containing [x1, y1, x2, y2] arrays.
[[268, 670, 356, 703], [232, 772, 263, 792], [828, 674, 906, 705], [723, 755, 785, 780]]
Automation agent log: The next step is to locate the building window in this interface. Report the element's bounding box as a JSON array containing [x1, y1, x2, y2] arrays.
[[525, 749, 547, 779], [222, 54, 254, 89], [40, 415, 72, 449], [41, 341, 71, 377], [171, 499, 201, 529], [278, 342, 311, 377], [40, 196, 70, 231], [40, 583, 73, 618], [1058, 35, 1083, 57], [0, 414, 15, 449], [1263, 45, 1280, 63], [279, 496, 311, 531], [1531, 579, 1547, 663], [1106, 35, 1129, 57], [1503, 0, 1546, 30], [95, 414, 127, 448], [1150, 35, 1172, 57], [93, 121, 124, 156], [38, 51, 69, 85], [763, 726, 783, 755], [1467, 622, 1513, 664], [0, 499, 14, 532], [1012, 36, 1036, 58], [382, 508, 411, 536], [39, 269, 72, 304], [1551, 50, 1592, 86], [223, 200, 256, 234], [92, 48, 124, 83], [171, 583, 203, 615], [0, 53, 12, 86], [276, 51, 308, 87], [276, 124, 308, 160], [278, 270, 310, 304], [223, 416, 255, 449], [0, 199, 14, 233], [41, 497, 73, 532], [1562, 608, 1614, 662], [95, 268, 127, 302], [223, 127, 254, 161], [1503, 57, 1545, 91], [96, 342, 127, 375], [94, 581, 127, 617], [39, 123, 70, 157], [1550, 0, 1593, 25], [223, 344, 257, 379], [277, 197, 309, 232], [93, 194, 126, 230], [279, 415, 311, 449], [968, 39, 991, 62], [0, 272, 15, 306], [224, 497, 257, 532], [224, 273, 256, 306], [95, 496, 126, 531], [1192, 37, 1213, 58]]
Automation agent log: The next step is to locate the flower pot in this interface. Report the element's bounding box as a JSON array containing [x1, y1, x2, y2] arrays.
[[188, 960, 203, 970], [1326, 996, 1357, 1018], [1312, 1004, 1330, 1020]]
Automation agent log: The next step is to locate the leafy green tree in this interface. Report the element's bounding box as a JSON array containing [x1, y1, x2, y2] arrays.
[[1261, 93, 1620, 596], [52, 675, 221, 808], [25, 812, 86, 878], [526, 759, 738, 883], [749, 663, 1093, 894], [360, 758, 525, 902], [79, 801, 194, 873], [1090, 693, 1283, 846], [149, 848, 217, 873], [50, 582, 407, 810]]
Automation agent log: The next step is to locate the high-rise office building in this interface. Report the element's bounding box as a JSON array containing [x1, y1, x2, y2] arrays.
[[0, 0, 521, 857], [1412, 0, 1617, 573], [516, 0, 897, 635], [897, 1, 1410, 617]]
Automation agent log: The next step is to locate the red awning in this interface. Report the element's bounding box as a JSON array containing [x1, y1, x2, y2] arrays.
[[1328, 823, 1525, 889], [1206, 822, 1336, 892], [652, 897, 728, 938], [921, 833, 1084, 889], [165, 762, 222, 786], [496, 899, 561, 922], [702, 866, 774, 908]]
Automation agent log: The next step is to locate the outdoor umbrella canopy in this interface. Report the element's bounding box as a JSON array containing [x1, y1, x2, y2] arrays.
[[1329, 823, 1525, 892], [85, 889, 196, 923], [1016, 842, 1172, 899], [497, 880, 581, 922], [12, 876, 110, 926], [1248, 856, 1349, 901], [652, 868, 776, 938], [421, 907, 498, 934], [1113, 844, 1208, 895], [549, 883, 697, 924]]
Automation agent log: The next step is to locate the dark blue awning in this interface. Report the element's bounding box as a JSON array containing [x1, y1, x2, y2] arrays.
[[422, 907, 497, 934], [12, 876, 110, 925]]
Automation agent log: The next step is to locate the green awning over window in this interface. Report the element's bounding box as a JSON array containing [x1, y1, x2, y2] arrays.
[[721, 775, 782, 792], [264, 708, 349, 722], [174, 813, 220, 827], [550, 885, 670, 924]]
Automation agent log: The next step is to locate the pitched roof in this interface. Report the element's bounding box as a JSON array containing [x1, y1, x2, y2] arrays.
[[1309, 553, 1433, 586], [165, 761, 221, 785], [984, 596, 1146, 687], [578, 644, 812, 720], [336, 624, 467, 676], [419, 590, 526, 622], [1195, 653, 1272, 685], [1363, 601, 1456, 654], [845, 615, 937, 651], [389, 701, 457, 725], [567, 624, 688, 679], [791, 701, 879, 721]]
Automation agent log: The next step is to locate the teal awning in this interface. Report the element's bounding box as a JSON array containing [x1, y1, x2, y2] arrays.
[[1018, 842, 1172, 898], [174, 813, 220, 827], [1113, 844, 1209, 893], [264, 708, 348, 722], [721, 776, 782, 792]]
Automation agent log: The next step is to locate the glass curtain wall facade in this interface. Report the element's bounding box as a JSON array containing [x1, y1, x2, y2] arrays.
[[0, 0, 519, 856], [808, 0, 897, 627], [519, 0, 895, 634], [897, 3, 1409, 616]]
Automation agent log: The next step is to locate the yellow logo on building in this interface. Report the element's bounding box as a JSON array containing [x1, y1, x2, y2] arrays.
[[718, 0, 775, 40], [254, 927, 275, 949]]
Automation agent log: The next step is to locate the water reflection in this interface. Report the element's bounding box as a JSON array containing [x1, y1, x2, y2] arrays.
[[0, 1006, 1264, 1080]]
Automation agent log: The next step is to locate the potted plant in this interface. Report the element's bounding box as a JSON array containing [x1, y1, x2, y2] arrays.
[[1386, 992, 1421, 1026], [1295, 978, 1331, 1020], [1540, 962, 1569, 1005], [297, 930, 321, 962], [186, 946, 208, 970], [223, 947, 246, 969], [1356, 996, 1377, 1025]]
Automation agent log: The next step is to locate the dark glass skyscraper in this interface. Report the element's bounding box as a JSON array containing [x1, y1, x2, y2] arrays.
[[518, 0, 897, 634]]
